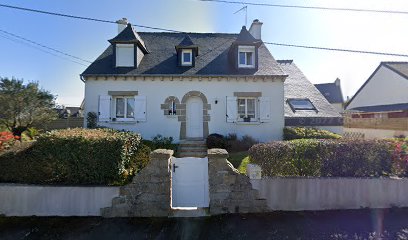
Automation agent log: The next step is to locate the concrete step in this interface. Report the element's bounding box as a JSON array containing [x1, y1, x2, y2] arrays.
[[170, 207, 209, 218]]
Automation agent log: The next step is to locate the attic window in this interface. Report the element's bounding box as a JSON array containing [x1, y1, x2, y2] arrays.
[[181, 49, 193, 66], [116, 44, 134, 67], [288, 99, 316, 111], [238, 46, 255, 68]]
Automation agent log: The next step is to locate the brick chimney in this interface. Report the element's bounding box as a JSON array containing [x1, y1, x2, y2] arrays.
[[249, 19, 263, 40], [116, 18, 128, 33]]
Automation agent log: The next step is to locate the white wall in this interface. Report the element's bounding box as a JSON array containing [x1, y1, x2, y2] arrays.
[[84, 77, 285, 142], [347, 66, 408, 109], [0, 184, 119, 216], [251, 178, 408, 211], [344, 127, 408, 139]]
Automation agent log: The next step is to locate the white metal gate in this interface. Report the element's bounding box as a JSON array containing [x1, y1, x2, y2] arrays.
[[171, 157, 209, 208]]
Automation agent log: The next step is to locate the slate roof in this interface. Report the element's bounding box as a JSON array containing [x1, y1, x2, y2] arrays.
[[177, 35, 195, 48], [348, 103, 408, 112], [315, 81, 344, 104], [278, 60, 342, 119], [82, 30, 285, 77]]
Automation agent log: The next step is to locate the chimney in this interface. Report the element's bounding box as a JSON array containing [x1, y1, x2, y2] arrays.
[[116, 18, 128, 33], [335, 78, 341, 87], [249, 19, 263, 40]]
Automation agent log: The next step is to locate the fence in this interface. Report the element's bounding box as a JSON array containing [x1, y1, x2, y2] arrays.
[[36, 117, 84, 130]]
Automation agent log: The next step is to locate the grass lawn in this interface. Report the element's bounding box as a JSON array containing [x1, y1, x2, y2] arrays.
[[228, 151, 251, 174]]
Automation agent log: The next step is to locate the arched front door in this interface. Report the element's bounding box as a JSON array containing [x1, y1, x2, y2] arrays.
[[186, 97, 203, 138]]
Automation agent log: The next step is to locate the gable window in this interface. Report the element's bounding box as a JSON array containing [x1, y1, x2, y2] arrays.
[[238, 46, 255, 68], [181, 49, 193, 66], [116, 44, 134, 67], [115, 96, 135, 120], [288, 99, 316, 111]]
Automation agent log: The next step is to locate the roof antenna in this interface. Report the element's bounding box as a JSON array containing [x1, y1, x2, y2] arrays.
[[234, 6, 247, 27]]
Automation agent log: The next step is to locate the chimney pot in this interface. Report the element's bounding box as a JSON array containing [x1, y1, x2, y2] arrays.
[[116, 18, 128, 34], [249, 19, 263, 40]]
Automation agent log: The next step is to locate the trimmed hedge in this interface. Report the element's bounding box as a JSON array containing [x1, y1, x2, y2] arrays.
[[0, 128, 149, 185], [249, 139, 398, 177], [206, 133, 258, 153], [283, 127, 341, 140]]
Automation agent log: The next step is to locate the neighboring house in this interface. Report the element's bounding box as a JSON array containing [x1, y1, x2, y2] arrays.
[[81, 19, 287, 142], [315, 78, 344, 113], [56, 106, 83, 119], [279, 60, 343, 134], [344, 62, 408, 138]]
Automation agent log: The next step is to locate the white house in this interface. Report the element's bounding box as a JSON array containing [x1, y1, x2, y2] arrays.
[[344, 62, 408, 138], [81, 19, 343, 142]]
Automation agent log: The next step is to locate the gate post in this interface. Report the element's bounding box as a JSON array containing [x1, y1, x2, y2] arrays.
[[101, 149, 173, 217]]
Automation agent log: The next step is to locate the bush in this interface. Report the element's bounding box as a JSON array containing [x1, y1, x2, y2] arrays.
[[249, 139, 394, 177], [0, 131, 16, 151], [283, 127, 341, 140], [86, 112, 98, 129], [0, 128, 146, 185], [206, 133, 227, 149], [143, 134, 177, 151]]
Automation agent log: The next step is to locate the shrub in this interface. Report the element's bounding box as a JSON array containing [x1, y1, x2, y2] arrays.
[[249, 139, 394, 177], [86, 112, 98, 129], [0, 128, 145, 185], [283, 127, 341, 140], [389, 138, 408, 177], [143, 134, 177, 151], [0, 131, 15, 151], [25, 127, 40, 140], [206, 133, 227, 149]]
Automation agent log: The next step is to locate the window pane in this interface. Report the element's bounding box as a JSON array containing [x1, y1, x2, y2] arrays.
[[247, 99, 255, 118], [171, 101, 176, 114], [238, 99, 246, 118], [246, 52, 253, 65], [126, 98, 135, 118], [239, 52, 246, 65], [183, 52, 191, 63], [289, 99, 315, 110], [116, 98, 125, 118]]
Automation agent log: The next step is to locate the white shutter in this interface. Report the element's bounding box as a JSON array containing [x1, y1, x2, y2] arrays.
[[98, 95, 111, 122], [226, 96, 238, 123], [134, 96, 146, 121], [259, 96, 271, 122]]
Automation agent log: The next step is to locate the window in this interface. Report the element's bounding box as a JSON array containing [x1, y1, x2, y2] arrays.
[[238, 46, 255, 68], [237, 98, 257, 122], [116, 44, 134, 67], [169, 101, 177, 115], [115, 96, 135, 121], [288, 99, 316, 111], [181, 49, 193, 66]]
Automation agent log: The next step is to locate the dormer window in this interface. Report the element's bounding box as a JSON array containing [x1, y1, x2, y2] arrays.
[[116, 44, 134, 67], [181, 49, 193, 66], [238, 46, 255, 68]]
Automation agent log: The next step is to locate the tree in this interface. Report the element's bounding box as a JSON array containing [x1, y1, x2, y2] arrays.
[[0, 77, 57, 137]]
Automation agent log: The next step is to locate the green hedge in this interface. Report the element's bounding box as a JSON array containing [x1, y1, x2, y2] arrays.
[[283, 127, 341, 140], [249, 139, 397, 177], [0, 128, 150, 185]]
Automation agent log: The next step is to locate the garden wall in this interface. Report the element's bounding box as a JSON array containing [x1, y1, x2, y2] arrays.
[[250, 177, 408, 211], [0, 184, 119, 216]]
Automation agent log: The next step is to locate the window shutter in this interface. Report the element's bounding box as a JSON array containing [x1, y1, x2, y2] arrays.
[[98, 95, 111, 122], [134, 96, 146, 121], [226, 96, 238, 123], [259, 97, 271, 122]]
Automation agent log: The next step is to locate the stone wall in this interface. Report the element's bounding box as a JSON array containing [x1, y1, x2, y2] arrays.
[[208, 149, 268, 214], [101, 149, 172, 217]]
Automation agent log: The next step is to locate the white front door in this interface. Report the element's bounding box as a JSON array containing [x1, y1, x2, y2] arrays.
[[186, 97, 203, 138], [171, 157, 209, 208]]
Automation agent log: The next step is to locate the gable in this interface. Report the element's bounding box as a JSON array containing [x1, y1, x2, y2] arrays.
[[346, 64, 408, 110]]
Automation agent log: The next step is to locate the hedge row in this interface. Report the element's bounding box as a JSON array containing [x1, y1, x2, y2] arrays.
[[0, 128, 150, 185], [249, 139, 407, 177], [283, 127, 341, 140]]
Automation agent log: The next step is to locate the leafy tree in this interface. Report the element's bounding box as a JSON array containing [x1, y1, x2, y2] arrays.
[[0, 77, 57, 137]]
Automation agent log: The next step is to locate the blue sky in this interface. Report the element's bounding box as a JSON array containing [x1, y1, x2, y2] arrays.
[[1, 0, 408, 106]]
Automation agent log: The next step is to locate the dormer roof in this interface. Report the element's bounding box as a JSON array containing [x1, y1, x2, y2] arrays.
[[176, 35, 195, 48], [108, 23, 149, 54], [233, 26, 262, 45]]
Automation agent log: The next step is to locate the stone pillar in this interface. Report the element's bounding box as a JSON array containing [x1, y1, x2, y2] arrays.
[[208, 148, 268, 215], [101, 149, 173, 217]]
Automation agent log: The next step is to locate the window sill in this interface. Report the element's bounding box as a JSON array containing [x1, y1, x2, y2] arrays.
[[235, 121, 261, 125], [166, 115, 178, 118], [238, 65, 255, 69]]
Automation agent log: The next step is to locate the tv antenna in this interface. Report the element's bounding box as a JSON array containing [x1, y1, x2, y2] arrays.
[[234, 5, 247, 27]]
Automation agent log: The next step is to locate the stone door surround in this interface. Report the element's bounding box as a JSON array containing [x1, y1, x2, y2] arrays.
[[178, 91, 211, 140]]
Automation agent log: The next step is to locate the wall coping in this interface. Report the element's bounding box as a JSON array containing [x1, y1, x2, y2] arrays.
[[207, 148, 229, 158]]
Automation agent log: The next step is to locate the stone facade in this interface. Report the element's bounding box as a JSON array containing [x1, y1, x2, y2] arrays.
[[101, 149, 172, 217], [207, 149, 268, 214]]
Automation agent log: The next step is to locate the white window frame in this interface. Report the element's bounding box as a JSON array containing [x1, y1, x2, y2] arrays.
[[113, 96, 135, 122], [181, 49, 193, 66], [238, 46, 255, 68], [237, 97, 257, 122], [116, 44, 134, 67]]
